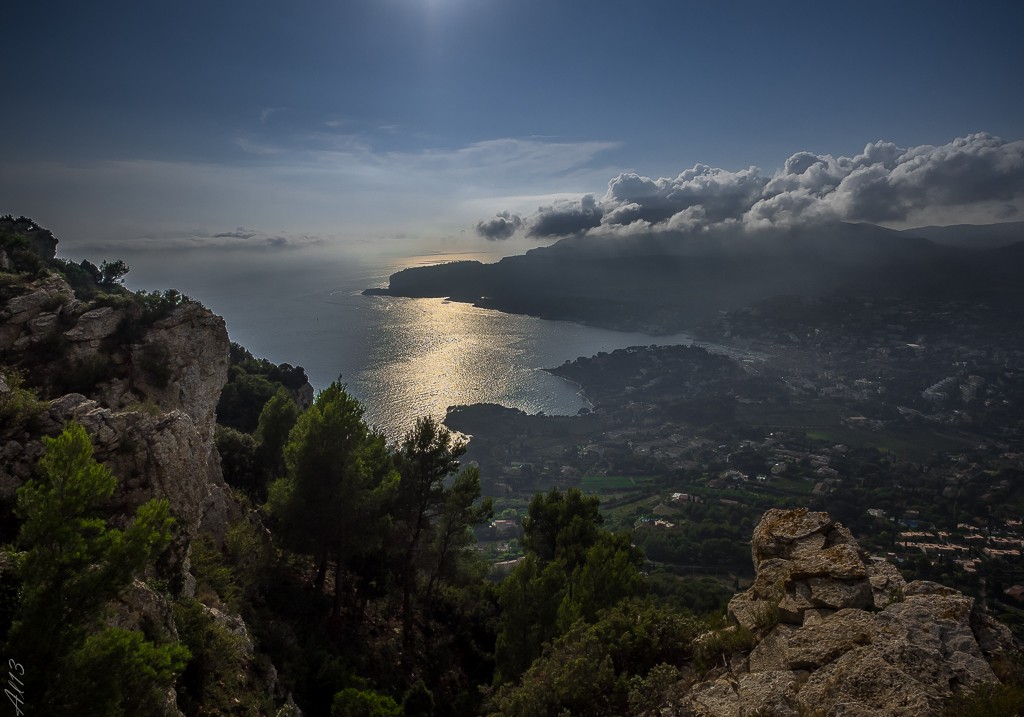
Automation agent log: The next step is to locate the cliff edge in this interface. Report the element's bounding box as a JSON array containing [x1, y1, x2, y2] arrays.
[[1, 221, 300, 715], [0, 272, 234, 541]]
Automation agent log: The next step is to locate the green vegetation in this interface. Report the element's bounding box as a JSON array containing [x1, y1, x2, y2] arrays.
[[217, 342, 309, 433], [172, 597, 273, 717], [4, 422, 188, 716], [486, 598, 701, 716], [244, 384, 497, 713], [5, 214, 1022, 714], [942, 656, 1024, 717], [99, 258, 130, 287], [255, 389, 301, 488], [269, 381, 397, 618], [580, 474, 657, 492], [494, 487, 646, 684], [331, 687, 403, 717], [0, 369, 46, 434], [216, 388, 301, 501]]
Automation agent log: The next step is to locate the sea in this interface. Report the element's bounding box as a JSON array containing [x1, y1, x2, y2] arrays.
[[123, 245, 705, 441]]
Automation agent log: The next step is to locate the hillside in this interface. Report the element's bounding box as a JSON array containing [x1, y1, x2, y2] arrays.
[[367, 221, 1024, 333]]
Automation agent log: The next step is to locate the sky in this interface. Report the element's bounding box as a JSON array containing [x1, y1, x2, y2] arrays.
[[2, 0, 1023, 263]]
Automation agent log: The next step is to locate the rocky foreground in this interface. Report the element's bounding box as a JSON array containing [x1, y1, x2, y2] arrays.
[[665, 508, 1015, 716]]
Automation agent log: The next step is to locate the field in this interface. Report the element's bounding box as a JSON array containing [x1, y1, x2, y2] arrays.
[[580, 475, 658, 492]]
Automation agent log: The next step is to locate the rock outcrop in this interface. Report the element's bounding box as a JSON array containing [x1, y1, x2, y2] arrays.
[[1, 222, 297, 714], [0, 284, 233, 541], [666, 508, 1015, 717]]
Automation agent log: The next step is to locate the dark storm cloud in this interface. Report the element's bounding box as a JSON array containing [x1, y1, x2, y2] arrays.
[[526, 194, 603, 237], [477, 133, 1024, 238], [475, 211, 523, 240]]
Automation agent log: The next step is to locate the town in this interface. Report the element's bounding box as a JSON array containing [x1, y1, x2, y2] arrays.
[[451, 293, 1024, 634]]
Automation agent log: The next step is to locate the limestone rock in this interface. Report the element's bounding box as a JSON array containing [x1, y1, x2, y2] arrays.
[[34, 395, 229, 538], [868, 558, 908, 609], [751, 508, 831, 563], [293, 380, 315, 411], [736, 671, 802, 716], [1, 275, 74, 326], [670, 509, 1012, 717], [63, 305, 121, 343], [129, 302, 229, 445], [110, 578, 180, 642], [0, 227, 290, 715], [680, 676, 741, 717]]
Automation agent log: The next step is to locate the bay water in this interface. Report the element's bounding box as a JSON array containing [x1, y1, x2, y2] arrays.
[[124, 245, 700, 440]]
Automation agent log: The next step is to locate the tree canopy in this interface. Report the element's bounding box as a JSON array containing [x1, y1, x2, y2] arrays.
[[5, 421, 187, 716], [494, 487, 645, 685]]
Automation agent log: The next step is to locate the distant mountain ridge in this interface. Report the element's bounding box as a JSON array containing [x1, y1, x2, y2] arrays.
[[366, 221, 1024, 333], [901, 220, 1024, 249]]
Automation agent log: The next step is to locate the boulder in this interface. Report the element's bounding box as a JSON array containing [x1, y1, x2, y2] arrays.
[[674, 509, 1010, 717], [63, 305, 121, 343], [1, 275, 74, 325]]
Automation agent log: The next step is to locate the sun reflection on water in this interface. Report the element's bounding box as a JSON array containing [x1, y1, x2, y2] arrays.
[[354, 296, 574, 441]]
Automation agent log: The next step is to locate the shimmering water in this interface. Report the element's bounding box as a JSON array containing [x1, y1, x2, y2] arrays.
[[353, 293, 702, 437], [124, 246, 700, 440]]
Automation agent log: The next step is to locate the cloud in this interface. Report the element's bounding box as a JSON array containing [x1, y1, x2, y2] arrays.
[[604, 164, 767, 225], [213, 227, 258, 239], [747, 132, 1024, 227], [526, 194, 603, 237], [475, 211, 523, 240], [68, 226, 323, 254], [479, 133, 1024, 238]]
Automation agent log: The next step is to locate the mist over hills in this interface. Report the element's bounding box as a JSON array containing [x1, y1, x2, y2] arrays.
[[901, 220, 1024, 249], [367, 221, 1024, 333]]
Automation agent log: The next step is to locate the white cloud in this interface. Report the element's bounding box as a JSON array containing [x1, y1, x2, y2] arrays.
[[484, 132, 1024, 238]]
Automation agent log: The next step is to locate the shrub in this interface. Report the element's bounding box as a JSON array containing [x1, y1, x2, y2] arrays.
[[172, 597, 271, 717], [627, 662, 682, 714], [942, 682, 1024, 717], [692, 624, 756, 675], [487, 598, 702, 716], [331, 687, 403, 717], [0, 370, 45, 433]]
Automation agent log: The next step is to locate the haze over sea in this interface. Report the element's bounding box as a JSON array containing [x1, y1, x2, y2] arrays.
[[122, 245, 703, 440]]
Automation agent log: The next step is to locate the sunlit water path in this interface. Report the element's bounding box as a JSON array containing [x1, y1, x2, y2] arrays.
[[125, 247, 728, 440]]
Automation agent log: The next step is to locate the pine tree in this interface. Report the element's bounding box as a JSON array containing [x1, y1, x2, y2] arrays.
[[5, 421, 187, 716], [268, 381, 396, 617], [393, 417, 466, 651]]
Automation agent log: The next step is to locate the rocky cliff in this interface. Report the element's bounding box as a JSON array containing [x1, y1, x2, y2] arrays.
[[1, 223, 303, 715], [0, 273, 234, 542], [663, 508, 1016, 717]]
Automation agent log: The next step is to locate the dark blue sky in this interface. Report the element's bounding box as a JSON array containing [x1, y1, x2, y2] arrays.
[[3, 0, 1023, 255]]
